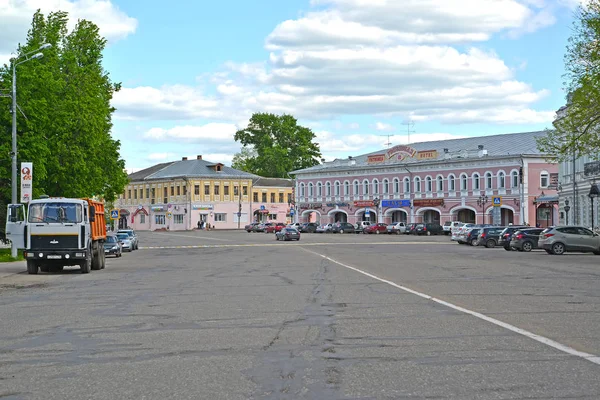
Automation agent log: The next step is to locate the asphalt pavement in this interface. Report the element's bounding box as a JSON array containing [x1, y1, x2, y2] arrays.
[[0, 229, 599, 399]]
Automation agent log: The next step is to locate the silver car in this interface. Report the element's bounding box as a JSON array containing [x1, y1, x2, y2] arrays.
[[115, 233, 133, 252], [538, 226, 600, 255], [117, 229, 138, 250]]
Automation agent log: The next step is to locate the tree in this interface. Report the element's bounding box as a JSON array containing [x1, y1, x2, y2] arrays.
[[231, 146, 257, 173], [0, 10, 128, 205], [233, 113, 322, 178], [537, 1, 600, 161]]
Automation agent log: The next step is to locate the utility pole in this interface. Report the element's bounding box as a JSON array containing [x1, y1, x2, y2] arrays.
[[401, 121, 415, 144]]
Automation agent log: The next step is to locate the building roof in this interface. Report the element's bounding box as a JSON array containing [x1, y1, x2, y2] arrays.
[[292, 130, 549, 175], [252, 177, 294, 188], [128, 159, 257, 182]]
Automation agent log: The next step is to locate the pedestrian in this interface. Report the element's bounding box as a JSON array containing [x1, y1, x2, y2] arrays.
[[197, 220, 201, 230]]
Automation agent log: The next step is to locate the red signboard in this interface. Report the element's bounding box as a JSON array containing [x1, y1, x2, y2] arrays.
[[413, 199, 444, 207], [386, 145, 416, 160], [367, 154, 386, 164], [354, 200, 374, 207]]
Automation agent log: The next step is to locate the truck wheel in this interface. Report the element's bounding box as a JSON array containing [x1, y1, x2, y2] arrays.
[[27, 260, 39, 275], [91, 245, 101, 271], [101, 250, 106, 269], [80, 248, 91, 274]]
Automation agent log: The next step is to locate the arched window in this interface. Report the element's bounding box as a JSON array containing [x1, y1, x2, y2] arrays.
[[486, 172, 493, 189], [437, 175, 443, 192], [426, 176, 433, 192], [473, 173, 480, 190], [354, 180, 359, 195], [383, 179, 389, 194], [448, 174, 456, 191], [344, 181, 350, 196], [393, 178, 400, 193], [404, 178, 410, 193], [414, 177, 421, 193], [300, 183, 305, 197], [511, 171, 519, 188], [308, 183, 314, 197], [363, 180, 369, 195], [372, 179, 379, 195], [317, 182, 322, 197], [335, 181, 340, 196], [498, 171, 506, 188], [326, 182, 332, 196], [460, 174, 468, 191]]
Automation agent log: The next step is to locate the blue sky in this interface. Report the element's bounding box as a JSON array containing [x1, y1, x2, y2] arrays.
[[0, 0, 583, 172]]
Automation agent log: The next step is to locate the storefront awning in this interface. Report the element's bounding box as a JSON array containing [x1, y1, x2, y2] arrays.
[[254, 209, 269, 214], [533, 194, 559, 204]]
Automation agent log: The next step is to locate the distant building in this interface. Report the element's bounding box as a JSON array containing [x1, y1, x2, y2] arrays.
[[557, 154, 600, 228], [291, 131, 559, 227], [114, 155, 293, 230]]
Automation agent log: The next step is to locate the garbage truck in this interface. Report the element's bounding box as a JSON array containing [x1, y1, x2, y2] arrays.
[[5, 196, 107, 274]]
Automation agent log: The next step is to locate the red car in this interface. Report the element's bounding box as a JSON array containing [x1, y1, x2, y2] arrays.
[[363, 223, 388, 234], [265, 223, 286, 233]]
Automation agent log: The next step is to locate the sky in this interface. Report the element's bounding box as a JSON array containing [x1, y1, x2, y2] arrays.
[[0, 0, 587, 172]]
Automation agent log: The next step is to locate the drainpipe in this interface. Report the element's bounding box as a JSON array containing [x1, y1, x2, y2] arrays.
[[520, 157, 525, 225], [403, 165, 414, 223]]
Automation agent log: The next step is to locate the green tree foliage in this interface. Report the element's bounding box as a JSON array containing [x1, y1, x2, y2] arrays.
[[233, 113, 322, 178], [537, 1, 600, 161], [231, 146, 257, 173], [0, 10, 128, 206]]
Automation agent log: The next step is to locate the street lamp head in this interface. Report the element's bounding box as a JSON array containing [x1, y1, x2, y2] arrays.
[[565, 198, 570, 206], [31, 53, 44, 60], [39, 43, 52, 50], [589, 183, 600, 198]]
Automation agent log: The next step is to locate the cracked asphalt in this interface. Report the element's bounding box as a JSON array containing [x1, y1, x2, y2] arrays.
[[0, 230, 599, 399]]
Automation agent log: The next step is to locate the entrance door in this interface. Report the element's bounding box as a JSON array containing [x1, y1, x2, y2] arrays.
[[5, 204, 26, 249]]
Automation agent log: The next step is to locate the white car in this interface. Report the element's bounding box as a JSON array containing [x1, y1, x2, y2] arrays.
[[387, 222, 407, 234], [444, 221, 463, 236], [316, 223, 333, 233]]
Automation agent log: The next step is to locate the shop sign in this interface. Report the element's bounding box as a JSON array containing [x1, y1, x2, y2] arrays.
[[326, 202, 350, 208], [299, 202, 322, 210], [354, 200, 374, 207], [413, 199, 444, 207], [417, 150, 438, 160], [381, 199, 411, 208], [151, 206, 166, 212], [386, 145, 416, 161], [192, 204, 213, 210], [367, 154, 386, 164]]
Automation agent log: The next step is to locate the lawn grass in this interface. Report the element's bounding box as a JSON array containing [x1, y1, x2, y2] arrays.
[[0, 248, 25, 262]]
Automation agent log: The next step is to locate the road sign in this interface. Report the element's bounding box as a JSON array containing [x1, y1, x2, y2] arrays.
[[260, 205, 265, 210], [365, 209, 370, 216], [166, 212, 172, 219], [290, 209, 295, 215], [492, 196, 502, 207], [110, 209, 119, 220]]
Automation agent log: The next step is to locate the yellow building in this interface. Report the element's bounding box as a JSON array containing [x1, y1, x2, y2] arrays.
[[115, 156, 293, 230]]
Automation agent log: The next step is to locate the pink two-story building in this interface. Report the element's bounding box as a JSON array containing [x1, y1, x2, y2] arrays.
[[291, 131, 559, 227]]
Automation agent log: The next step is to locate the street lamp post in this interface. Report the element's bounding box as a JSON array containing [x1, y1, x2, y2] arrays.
[[564, 199, 570, 226], [477, 195, 488, 224], [588, 183, 599, 230], [9, 43, 52, 258]]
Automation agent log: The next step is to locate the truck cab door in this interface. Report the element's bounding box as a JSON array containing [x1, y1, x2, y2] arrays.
[[5, 204, 26, 249]]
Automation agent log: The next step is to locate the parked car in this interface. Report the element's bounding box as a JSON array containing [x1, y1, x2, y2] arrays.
[[331, 222, 355, 234], [451, 222, 467, 241], [115, 232, 133, 252], [287, 222, 302, 230], [538, 226, 600, 255], [103, 235, 122, 257], [509, 228, 545, 252], [299, 222, 318, 233], [316, 223, 333, 233], [245, 222, 259, 232], [117, 229, 138, 250], [253, 223, 272, 233], [265, 223, 286, 233], [387, 222, 407, 234], [355, 221, 372, 233], [475, 226, 506, 248], [405, 223, 419, 235], [413, 223, 443, 236], [443, 221, 463, 236], [275, 227, 301, 241], [364, 223, 388, 234], [498, 225, 529, 250]]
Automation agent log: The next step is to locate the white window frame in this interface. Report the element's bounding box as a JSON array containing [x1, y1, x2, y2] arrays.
[[300, 183, 305, 197], [404, 178, 410, 193], [326, 182, 332, 196], [540, 171, 549, 188], [393, 178, 400, 194], [437, 175, 443, 192], [174, 214, 184, 224], [354, 180, 360, 195], [363, 180, 369, 195], [485, 172, 493, 189], [460, 174, 468, 191], [426, 176, 433, 193], [317, 182, 322, 197], [498, 171, 506, 189], [448, 174, 456, 191], [383, 179, 389, 194], [335, 181, 341, 196], [214, 213, 227, 222], [511, 170, 519, 188], [344, 181, 350, 196], [472, 173, 480, 190], [414, 177, 421, 193], [308, 182, 314, 197], [372, 179, 379, 195]]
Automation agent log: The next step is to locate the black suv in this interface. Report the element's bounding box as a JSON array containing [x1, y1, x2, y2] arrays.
[[299, 222, 318, 233], [413, 223, 443, 236], [476, 226, 506, 248], [498, 226, 529, 251], [331, 222, 355, 233], [509, 228, 544, 252]]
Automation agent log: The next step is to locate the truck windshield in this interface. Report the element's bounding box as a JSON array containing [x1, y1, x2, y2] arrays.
[[28, 202, 83, 223]]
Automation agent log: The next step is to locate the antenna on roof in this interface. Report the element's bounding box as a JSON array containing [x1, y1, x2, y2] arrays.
[[401, 120, 415, 144], [379, 134, 393, 149]]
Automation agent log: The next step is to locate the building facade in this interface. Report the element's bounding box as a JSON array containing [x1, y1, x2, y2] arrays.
[[114, 156, 293, 231], [557, 154, 600, 228], [291, 131, 559, 227]]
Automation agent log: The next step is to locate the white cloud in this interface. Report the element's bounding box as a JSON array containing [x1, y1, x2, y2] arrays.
[[0, 0, 137, 65], [147, 152, 176, 161], [113, 0, 563, 126], [375, 122, 394, 131], [143, 123, 238, 143]]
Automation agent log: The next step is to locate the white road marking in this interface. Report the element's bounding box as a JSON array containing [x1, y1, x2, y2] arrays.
[[140, 241, 451, 250], [301, 248, 600, 367], [151, 232, 232, 242]]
